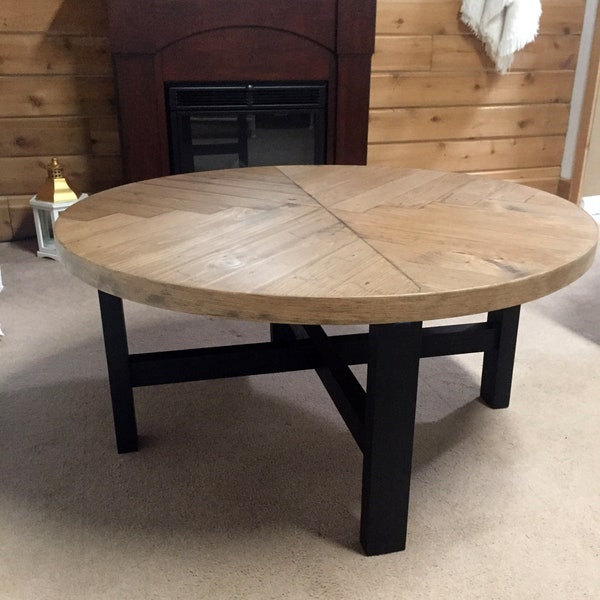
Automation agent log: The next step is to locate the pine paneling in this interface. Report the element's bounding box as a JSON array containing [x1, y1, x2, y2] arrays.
[[3, 196, 37, 240], [0, 156, 122, 196], [370, 71, 575, 108], [0, 34, 111, 76], [369, 104, 570, 143], [431, 35, 579, 72], [0, 201, 12, 240], [368, 0, 585, 197], [372, 36, 432, 71], [0, 76, 115, 117], [1, 0, 109, 34], [468, 167, 562, 193], [538, 2, 586, 35], [86, 116, 121, 156], [0, 117, 91, 157], [375, 1, 468, 36], [0, 0, 588, 240], [367, 136, 566, 172], [0, 0, 116, 241], [375, 1, 585, 35], [0, 116, 119, 157]]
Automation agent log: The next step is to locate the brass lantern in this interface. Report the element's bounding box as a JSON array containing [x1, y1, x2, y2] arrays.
[[35, 157, 80, 203]]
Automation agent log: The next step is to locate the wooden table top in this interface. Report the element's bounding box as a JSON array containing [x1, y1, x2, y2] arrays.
[[54, 165, 598, 324]]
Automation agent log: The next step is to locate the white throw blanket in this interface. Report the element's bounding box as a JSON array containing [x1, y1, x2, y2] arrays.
[[460, 0, 542, 74]]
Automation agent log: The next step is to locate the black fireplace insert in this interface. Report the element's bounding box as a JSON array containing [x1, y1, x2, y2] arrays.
[[166, 81, 327, 174]]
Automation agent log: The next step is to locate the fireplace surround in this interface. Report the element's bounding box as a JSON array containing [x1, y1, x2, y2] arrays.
[[106, 0, 376, 183]]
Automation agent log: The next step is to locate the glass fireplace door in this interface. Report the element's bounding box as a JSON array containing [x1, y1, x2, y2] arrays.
[[167, 82, 327, 174]]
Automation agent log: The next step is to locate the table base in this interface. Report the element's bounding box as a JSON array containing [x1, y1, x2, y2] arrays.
[[97, 291, 520, 555]]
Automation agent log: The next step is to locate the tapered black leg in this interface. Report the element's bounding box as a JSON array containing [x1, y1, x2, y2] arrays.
[[98, 291, 138, 453], [480, 305, 521, 409], [360, 322, 423, 555]]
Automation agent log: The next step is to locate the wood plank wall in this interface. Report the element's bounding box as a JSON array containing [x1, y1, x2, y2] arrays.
[[0, 0, 587, 241], [368, 0, 585, 193], [0, 0, 121, 241]]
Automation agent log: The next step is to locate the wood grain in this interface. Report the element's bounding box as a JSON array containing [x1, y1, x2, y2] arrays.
[[0, 116, 119, 157], [0, 76, 116, 117], [1, 0, 109, 34], [0, 200, 12, 241], [369, 71, 575, 108], [55, 166, 598, 324], [0, 34, 112, 76], [367, 136, 565, 172], [368, 104, 570, 143], [468, 167, 561, 194], [0, 155, 123, 195], [375, 1, 585, 36], [371, 35, 432, 71], [0, 0, 589, 239], [365, 0, 586, 199], [431, 34, 580, 72]]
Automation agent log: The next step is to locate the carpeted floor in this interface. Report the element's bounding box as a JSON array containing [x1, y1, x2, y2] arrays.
[[1, 238, 599, 599]]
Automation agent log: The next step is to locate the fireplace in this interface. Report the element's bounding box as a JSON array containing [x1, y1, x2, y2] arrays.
[[106, 0, 376, 183], [166, 81, 327, 174]]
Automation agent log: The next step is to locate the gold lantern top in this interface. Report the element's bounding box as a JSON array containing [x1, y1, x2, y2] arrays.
[[36, 158, 80, 203]]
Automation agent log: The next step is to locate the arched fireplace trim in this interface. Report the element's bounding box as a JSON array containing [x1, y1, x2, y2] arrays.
[[107, 0, 376, 182]]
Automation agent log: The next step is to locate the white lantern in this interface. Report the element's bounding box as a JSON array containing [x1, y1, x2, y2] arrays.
[[30, 158, 87, 259]]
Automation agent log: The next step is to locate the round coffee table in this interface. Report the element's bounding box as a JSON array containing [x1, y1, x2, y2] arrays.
[[54, 165, 598, 555]]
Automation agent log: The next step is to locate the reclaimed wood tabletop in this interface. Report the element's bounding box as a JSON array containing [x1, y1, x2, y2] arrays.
[[54, 165, 598, 324]]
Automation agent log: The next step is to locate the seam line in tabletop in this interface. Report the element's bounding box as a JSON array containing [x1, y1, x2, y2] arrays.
[[275, 167, 424, 292]]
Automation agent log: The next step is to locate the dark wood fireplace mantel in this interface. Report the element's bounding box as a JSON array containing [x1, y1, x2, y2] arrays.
[[106, 0, 376, 183]]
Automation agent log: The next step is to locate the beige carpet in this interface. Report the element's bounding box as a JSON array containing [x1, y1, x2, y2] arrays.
[[1, 238, 599, 599]]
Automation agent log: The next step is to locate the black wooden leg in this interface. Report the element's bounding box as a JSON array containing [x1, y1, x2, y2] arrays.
[[269, 323, 296, 342], [480, 305, 521, 409], [98, 291, 138, 453], [360, 322, 423, 555]]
